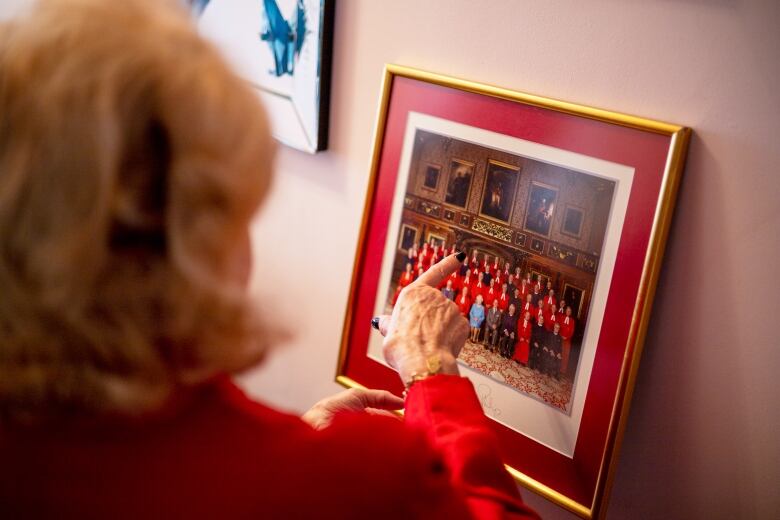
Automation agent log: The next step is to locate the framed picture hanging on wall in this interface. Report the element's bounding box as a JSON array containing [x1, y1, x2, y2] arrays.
[[194, 0, 334, 153], [335, 65, 690, 519]]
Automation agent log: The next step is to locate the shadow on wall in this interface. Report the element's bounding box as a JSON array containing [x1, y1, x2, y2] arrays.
[[606, 132, 758, 518]]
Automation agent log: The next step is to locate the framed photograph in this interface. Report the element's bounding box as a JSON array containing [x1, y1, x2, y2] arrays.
[[444, 159, 475, 209], [515, 233, 527, 247], [479, 160, 521, 223], [524, 181, 559, 237], [562, 205, 586, 238], [336, 65, 690, 518], [421, 163, 442, 191], [195, 0, 334, 153], [397, 224, 418, 253], [459, 214, 471, 227], [530, 238, 545, 254]]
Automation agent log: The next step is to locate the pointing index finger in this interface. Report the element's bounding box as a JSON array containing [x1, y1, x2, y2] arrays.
[[411, 252, 466, 289]]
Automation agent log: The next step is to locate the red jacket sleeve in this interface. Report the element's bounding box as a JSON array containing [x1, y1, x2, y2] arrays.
[[404, 375, 540, 519]]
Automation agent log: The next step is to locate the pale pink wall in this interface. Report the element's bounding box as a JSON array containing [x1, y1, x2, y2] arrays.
[[242, 1, 780, 518], [3, 0, 775, 517]]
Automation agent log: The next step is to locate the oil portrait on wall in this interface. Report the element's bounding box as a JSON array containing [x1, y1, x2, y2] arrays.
[[336, 66, 690, 519], [192, 0, 334, 153]]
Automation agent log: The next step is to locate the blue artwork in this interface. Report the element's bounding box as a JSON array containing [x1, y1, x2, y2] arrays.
[[260, 0, 307, 77], [196, 0, 333, 152], [189, 0, 212, 16]]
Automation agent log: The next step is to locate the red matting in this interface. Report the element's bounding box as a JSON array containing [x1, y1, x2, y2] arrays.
[[341, 76, 670, 506]]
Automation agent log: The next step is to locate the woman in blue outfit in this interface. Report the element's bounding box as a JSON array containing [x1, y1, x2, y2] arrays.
[[469, 294, 486, 343]]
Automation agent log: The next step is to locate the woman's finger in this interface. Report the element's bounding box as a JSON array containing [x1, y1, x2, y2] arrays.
[[354, 389, 404, 410], [365, 408, 403, 420], [411, 252, 466, 289]]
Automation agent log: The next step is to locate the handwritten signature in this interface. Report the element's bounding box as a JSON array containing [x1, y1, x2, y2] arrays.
[[477, 384, 502, 418]]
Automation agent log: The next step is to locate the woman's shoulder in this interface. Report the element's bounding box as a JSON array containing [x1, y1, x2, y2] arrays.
[[207, 380, 469, 517]]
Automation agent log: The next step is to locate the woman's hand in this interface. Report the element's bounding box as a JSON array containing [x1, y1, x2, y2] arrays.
[[301, 388, 404, 430], [373, 253, 469, 384]]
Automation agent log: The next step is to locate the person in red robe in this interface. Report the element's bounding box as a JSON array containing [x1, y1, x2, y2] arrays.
[[456, 286, 472, 317], [392, 262, 415, 305], [471, 271, 487, 299], [481, 255, 491, 276], [442, 269, 461, 291], [518, 278, 530, 301], [419, 242, 431, 266], [497, 283, 510, 312], [502, 261, 512, 280], [559, 306, 577, 376], [519, 293, 536, 318], [469, 249, 480, 270], [482, 279, 498, 308], [414, 255, 427, 273], [490, 257, 501, 277], [545, 303, 559, 331], [557, 300, 567, 317], [493, 269, 503, 289], [461, 271, 473, 294], [416, 266, 426, 280], [513, 311, 533, 365], [541, 289, 557, 313], [534, 304, 546, 325]]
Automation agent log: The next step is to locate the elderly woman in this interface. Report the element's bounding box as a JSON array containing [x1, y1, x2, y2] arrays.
[[0, 1, 538, 519]]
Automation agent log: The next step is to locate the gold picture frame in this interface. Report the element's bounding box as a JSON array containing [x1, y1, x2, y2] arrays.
[[443, 158, 476, 210], [335, 64, 691, 519]]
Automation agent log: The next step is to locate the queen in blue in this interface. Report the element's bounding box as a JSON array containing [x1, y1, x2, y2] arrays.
[[468, 294, 486, 343]]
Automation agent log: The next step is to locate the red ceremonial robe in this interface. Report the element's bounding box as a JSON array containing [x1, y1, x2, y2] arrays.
[[519, 301, 536, 319], [497, 291, 510, 312], [483, 287, 498, 307], [392, 271, 415, 305], [545, 311, 559, 332], [559, 316, 576, 373], [513, 319, 532, 364], [456, 294, 472, 317]]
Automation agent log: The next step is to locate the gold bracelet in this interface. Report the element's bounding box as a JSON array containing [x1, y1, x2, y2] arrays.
[[402, 354, 442, 396]]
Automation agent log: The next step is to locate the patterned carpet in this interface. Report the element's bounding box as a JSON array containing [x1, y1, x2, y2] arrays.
[[457, 340, 574, 413]]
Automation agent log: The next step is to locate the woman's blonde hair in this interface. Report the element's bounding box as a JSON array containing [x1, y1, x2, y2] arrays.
[[0, 0, 275, 420]]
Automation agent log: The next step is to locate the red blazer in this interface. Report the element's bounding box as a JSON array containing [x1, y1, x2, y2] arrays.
[[560, 315, 576, 340], [518, 301, 536, 319], [470, 281, 486, 299], [0, 376, 538, 519], [545, 311, 559, 331], [457, 294, 473, 317], [482, 286, 498, 307], [496, 291, 510, 312]]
